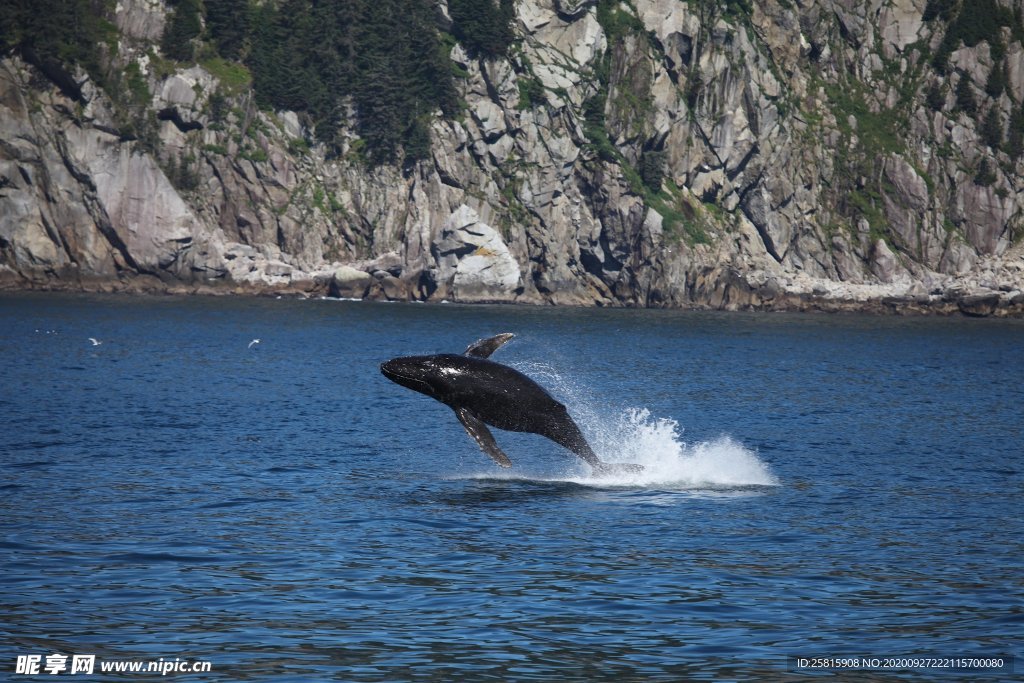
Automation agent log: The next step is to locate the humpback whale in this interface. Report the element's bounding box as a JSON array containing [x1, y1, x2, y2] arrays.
[[380, 333, 642, 474]]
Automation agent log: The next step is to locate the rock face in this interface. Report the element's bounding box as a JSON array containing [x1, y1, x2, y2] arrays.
[[1, 0, 1023, 315], [433, 205, 522, 302]]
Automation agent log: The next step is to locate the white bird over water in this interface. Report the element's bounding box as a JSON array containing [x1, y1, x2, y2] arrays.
[[88, 338, 102, 346], [248, 339, 261, 349]]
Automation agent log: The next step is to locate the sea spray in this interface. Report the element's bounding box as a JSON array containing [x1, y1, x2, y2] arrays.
[[510, 361, 780, 489], [585, 408, 780, 488]]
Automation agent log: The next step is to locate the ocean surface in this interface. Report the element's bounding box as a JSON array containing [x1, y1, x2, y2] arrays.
[[1, 293, 1021, 680]]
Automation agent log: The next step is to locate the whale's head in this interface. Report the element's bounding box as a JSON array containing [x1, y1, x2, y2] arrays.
[[381, 354, 466, 400], [381, 356, 431, 394]]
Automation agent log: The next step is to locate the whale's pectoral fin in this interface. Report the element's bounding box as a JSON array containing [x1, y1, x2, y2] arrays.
[[455, 407, 512, 468], [464, 333, 515, 359]]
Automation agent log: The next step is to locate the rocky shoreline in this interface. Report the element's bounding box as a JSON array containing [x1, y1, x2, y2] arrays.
[[4, 268, 1022, 318]]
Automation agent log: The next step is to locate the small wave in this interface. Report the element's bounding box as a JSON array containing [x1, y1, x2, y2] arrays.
[[198, 496, 284, 510], [5, 460, 58, 469], [102, 552, 227, 564]]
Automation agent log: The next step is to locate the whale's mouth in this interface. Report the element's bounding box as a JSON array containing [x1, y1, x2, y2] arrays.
[[380, 361, 410, 382], [380, 360, 434, 393]]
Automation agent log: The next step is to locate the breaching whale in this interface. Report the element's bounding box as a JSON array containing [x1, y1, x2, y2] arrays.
[[380, 333, 642, 474]]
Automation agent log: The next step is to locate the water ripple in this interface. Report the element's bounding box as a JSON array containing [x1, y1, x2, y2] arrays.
[[0, 295, 1020, 680]]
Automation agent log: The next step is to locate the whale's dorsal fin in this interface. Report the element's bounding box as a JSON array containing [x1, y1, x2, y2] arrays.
[[464, 333, 515, 359], [455, 407, 512, 468]]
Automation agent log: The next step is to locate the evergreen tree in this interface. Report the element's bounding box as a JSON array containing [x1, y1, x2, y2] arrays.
[[930, 0, 1017, 72], [250, 0, 313, 112], [276, 1, 317, 112], [205, 0, 249, 60], [640, 150, 666, 192], [352, 0, 402, 161], [985, 60, 1006, 99], [402, 118, 433, 163], [955, 73, 977, 116], [2, 0, 111, 95], [981, 108, 1002, 150], [1006, 105, 1024, 159], [245, 0, 454, 163], [449, 0, 515, 59], [926, 82, 944, 111], [162, 0, 202, 62], [922, 0, 956, 22], [0, 1, 21, 54], [354, 57, 405, 163], [249, 2, 286, 108], [401, 0, 458, 117], [973, 158, 997, 186]]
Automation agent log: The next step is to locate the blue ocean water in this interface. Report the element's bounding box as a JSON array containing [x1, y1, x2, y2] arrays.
[[0, 293, 1021, 680]]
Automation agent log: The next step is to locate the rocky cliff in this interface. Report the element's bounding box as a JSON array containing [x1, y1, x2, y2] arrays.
[[2, 0, 1024, 315]]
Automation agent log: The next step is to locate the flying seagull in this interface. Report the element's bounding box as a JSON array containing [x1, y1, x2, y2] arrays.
[[248, 339, 261, 349], [88, 338, 102, 346]]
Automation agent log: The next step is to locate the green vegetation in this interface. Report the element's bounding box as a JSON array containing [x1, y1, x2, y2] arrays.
[[974, 158, 997, 187], [205, 0, 248, 60], [720, 0, 753, 21], [1007, 105, 1024, 160], [596, 0, 645, 40], [200, 57, 251, 96], [161, 0, 202, 62], [927, 0, 1022, 72], [581, 89, 617, 162], [955, 73, 977, 115], [639, 150, 666, 193], [0, 0, 115, 98], [922, 0, 957, 23], [162, 152, 200, 192], [684, 0, 751, 27], [447, 0, 515, 59], [648, 184, 710, 245], [241, 146, 268, 164], [247, 0, 460, 164], [146, 49, 178, 80], [1, 0, 513, 167], [582, 84, 706, 243], [981, 109, 1002, 150], [496, 163, 533, 237], [203, 143, 228, 156], [985, 60, 1006, 99], [587, 0, 711, 244], [517, 75, 546, 110], [824, 80, 901, 156], [124, 62, 149, 105], [812, 62, 925, 243], [846, 188, 887, 241], [287, 136, 310, 156]]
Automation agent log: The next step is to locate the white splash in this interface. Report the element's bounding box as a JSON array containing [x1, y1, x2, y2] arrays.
[[504, 360, 780, 490], [580, 408, 779, 488]]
